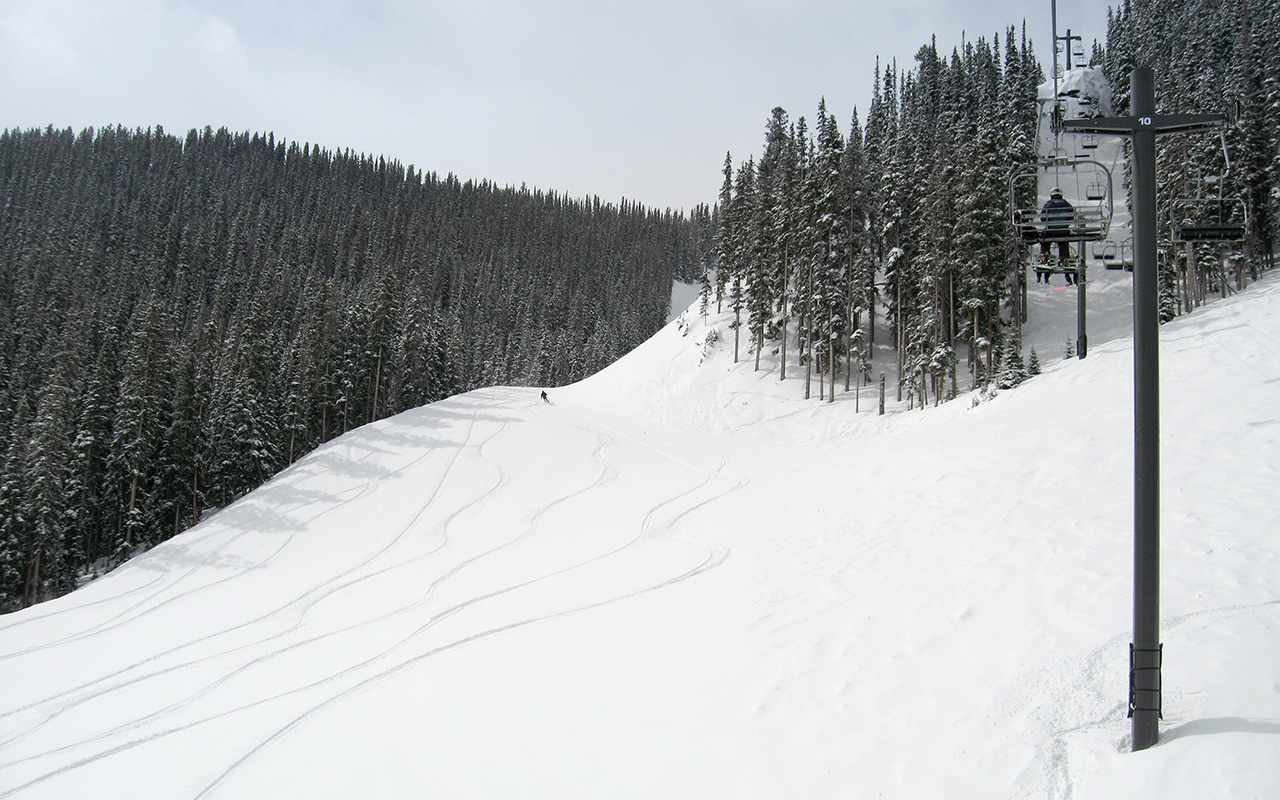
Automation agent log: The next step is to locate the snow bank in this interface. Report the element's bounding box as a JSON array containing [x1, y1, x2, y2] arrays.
[[1040, 67, 1115, 118]]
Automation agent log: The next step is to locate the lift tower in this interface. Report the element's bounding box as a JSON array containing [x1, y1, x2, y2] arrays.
[[1064, 67, 1225, 753]]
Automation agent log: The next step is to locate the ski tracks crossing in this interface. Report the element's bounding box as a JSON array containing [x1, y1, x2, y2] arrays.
[[0, 387, 745, 800]]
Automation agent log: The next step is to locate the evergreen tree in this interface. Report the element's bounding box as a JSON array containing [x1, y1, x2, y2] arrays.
[[752, 108, 792, 371], [811, 100, 849, 399], [997, 338, 1028, 389], [714, 152, 735, 313], [0, 400, 34, 609], [729, 157, 758, 363], [110, 299, 172, 555]]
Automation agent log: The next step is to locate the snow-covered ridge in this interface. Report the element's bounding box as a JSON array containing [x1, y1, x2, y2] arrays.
[[1041, 66, 1115, 117], [1, 270, 1278, 799]]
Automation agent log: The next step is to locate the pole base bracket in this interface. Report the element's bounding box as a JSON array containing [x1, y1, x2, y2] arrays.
[[1128, 643, 1163, 719]]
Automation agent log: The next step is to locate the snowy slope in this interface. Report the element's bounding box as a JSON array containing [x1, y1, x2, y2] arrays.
[[2, 268, 1279, 799]]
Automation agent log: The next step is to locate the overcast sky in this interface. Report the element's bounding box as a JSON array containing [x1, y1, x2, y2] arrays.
[[1, 0, 1116, 212]]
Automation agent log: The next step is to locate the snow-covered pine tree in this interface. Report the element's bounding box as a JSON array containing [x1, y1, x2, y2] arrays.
[[998, 338, 1028, 389], [730, 157, 758, 363], [110, 298, 173, 557], [756, 107, 794, 377], [154, 340, 203, 540], [0, 398, 34, 609], [714, 153, 735, 313], [22, 333, 81, 605], [842, 107, 872, 388]]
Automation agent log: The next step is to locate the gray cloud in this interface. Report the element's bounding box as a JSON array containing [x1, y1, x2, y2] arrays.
[[1, 0, 1116, 210]]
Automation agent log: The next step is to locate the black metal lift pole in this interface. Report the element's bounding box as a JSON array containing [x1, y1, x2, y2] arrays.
[[1077, 264, 1087, 358], [1065, 67, 1224, 752]]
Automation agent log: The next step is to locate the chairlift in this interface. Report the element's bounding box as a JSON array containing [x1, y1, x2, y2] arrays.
[[1009, 158, 1114, 252], [1169, 130, 1249, 244], [1170, 197, 1248, 243], [1079, 133, 1099, 149], [1100, 241, 1129, 270]]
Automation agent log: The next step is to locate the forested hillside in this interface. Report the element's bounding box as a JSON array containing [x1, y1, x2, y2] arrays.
[[1102, 0, 1280, 309], [0, 124, 708, 610], [711, 0, 1278, 407], [713, 26, 1049, 408]]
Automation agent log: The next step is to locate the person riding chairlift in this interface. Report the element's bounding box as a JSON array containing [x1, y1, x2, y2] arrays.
[[1040, 187, 1078, 284]]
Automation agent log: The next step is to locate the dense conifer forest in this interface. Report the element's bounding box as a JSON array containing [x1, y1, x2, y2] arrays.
[[0, 124, 708, 609], [710, 0, 1278, 406]]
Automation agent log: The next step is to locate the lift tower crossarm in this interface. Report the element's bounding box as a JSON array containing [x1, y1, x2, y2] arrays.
[[1064, 113, 1226, 137]]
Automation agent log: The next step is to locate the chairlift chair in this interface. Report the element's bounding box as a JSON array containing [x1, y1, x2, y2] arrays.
[[1170, 197, 1248, 243], [1009, 158, 1114, 257], [1169, 129, 1250, 244], [1100, 241, 1125, 269]]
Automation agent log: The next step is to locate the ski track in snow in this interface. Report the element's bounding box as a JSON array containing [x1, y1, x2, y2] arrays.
[[0, 395, 504, 754], [0, 409, 454, 656], [0, 387, 742, 799], [0, 396, 510, 790], [0, 394, 509, 703], [189, 392, 739, 800]]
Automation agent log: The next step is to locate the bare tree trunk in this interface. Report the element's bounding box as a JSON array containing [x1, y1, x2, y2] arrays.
[[846, 241, 855, 392], [24, 549, 41, 608], [780, 244, 788, 381], [734, 288, 741, 363], [126, 473, 139, 550], [371, 349, 383, 421], [869, 268, 877, 345], [856, 341, 862, 413], [805, 259, 814, 400], [896, 279, 903, 402], [828, 326, 836, 403]]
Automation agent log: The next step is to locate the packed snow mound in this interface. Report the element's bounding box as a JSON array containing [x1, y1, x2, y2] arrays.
[[2, 269, 1279, 799], [1040, 66, 1114, 117]]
